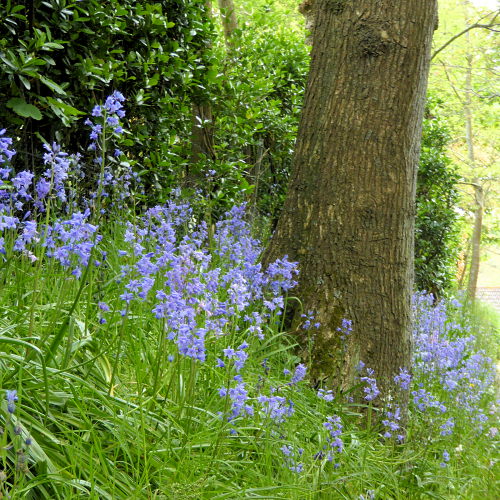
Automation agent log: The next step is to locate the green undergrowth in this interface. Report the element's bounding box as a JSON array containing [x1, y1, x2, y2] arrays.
[[0, 104, 497, 498], [0, 217, 498, 499]]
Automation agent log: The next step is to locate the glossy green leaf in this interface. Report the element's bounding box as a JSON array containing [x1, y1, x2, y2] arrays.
[[6, 97, 42, 120]]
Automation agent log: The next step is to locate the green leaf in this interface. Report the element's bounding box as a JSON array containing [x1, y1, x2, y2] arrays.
[[45, 97, 85, 126], [46, 97, 85, 116], [0, 53, 18, 71], [42, 42, 64, 50], [39, 75, 66, 95], [18, 74, 31, 89], [146, 73, 160, 87], [6, 97, 42, 120]]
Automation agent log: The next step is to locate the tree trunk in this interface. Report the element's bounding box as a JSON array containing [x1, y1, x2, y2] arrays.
[[263, 0, 437, 405], [217, 0, 238, 48], [458, 237, 471, 290], [189, 1, 216, 176], [190, 102, 215, 166], [299, 0, 317, 45], [463, 23, 482, 301], [467, 184, 483, 300]]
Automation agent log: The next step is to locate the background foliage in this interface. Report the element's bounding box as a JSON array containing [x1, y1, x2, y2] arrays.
[[0, 0, 214, 197], [416, 97, 461, 297], [0, 0, 498, 498], [0, 0, 464, 295]]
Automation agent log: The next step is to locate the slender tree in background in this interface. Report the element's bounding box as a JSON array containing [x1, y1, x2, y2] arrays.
[[189, 0, 238, 171], [431, 3, 499, 300], [464, 25, 482, 300], [190, 1, 216, 170], [218, 0, 238, 47], [264, 0, 438, 405]]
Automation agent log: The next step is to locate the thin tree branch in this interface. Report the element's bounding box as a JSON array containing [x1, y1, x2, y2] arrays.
[[431, 10, 500, 61], [439, 60, 465, 105]]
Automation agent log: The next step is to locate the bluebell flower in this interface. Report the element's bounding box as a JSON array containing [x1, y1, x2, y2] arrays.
[[394, 368, 412, 390], [6, 389, 18, 414], [382, 406, 402, 439], [289, 363, 307, 385], [0, 129, 16, 165], [360, 367, 380, 401], [337, 318, 353, 340], [322, 415, 344, 462], [440, 418, 455, 436], [440, 450, 450, 467], [317, 388, 334, 402]]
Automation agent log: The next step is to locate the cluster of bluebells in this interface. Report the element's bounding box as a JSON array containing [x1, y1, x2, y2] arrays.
[[84, 92, 143, 208], [0, 128, 16, 234], [94, 162, 141, 209], [356, 363, 380, 402], [411, 387, 447, 413], [360, 293, 498, 467], [257, 390, 295, 424], [99, 198, 304, 429], [222, 342, 249, 372], [440, 450, 450, 468], [349, 293, 495, 462], [284, 363, 307, 386], [1, 139, 83, 216], [1, 207, 100, 275], [0, 128, 15, 173], [85, 90, 126, 153], [394, 367, 412, 391], [314, 415, 344, 466], [301, 310, 320, 330], [381, 405, 404, 441], [412, 292, 495, 432], [0, 94, 142, 267], [116, 200, 298, 367], [219, 383, 253, 422], [2, 119, 305, 444], [281, 444, 304, 473], [317, 388, 334, 402], [36, 143, 74, 208], [44, 209, 101, 278], [337, 318, 353, 342], [440, 417, 455, 436]]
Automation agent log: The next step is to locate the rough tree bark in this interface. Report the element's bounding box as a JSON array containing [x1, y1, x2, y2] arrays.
[[263, 0, 438, 403]]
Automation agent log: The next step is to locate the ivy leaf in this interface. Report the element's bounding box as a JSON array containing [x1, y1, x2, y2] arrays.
[[6, 97, 42, 120]]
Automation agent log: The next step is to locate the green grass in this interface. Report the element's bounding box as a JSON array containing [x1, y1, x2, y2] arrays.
[[478, 244, 500, 288], [0, 215, 498, 500]]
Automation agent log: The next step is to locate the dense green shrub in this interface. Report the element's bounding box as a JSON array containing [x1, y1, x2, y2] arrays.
[[0, 0, 214, 196], [0, 1, 460, 294], [185, 6, 309, 222], [416, 97, 460, 297]]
